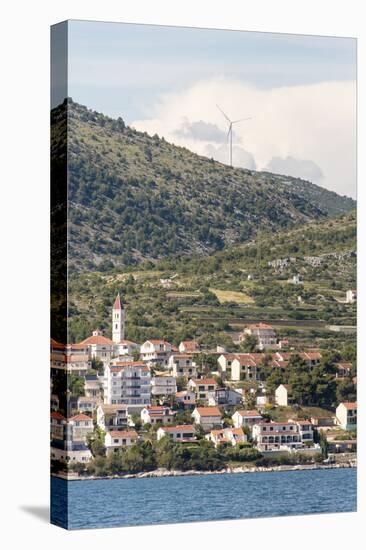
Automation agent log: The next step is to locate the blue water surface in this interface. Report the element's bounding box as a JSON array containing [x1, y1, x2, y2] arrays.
[[51, 468, 357, 530]]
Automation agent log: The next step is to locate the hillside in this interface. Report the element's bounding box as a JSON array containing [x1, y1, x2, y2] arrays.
[[51, 99, 356, 272], [68, 211, 356, 349]]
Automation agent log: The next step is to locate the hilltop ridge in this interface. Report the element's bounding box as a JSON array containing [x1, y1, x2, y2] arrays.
[[51, 99, 356, 272]]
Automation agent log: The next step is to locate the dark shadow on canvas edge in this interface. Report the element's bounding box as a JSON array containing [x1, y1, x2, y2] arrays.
[[20, 505, 50, 523]]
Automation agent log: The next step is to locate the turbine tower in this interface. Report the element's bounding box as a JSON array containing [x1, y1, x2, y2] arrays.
[[216, 104, 251, 167]]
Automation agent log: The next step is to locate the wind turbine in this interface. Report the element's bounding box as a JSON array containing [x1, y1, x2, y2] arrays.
[[216, 104, 251, 167]]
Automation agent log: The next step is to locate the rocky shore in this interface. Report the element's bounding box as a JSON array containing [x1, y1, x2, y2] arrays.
[[54, 459, 356, 481]]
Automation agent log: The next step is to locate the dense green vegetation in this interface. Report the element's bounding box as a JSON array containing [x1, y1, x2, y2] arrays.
[[51, 99, 355, 272], [68, 437, 321, 477], [68, 211, 356, 352]]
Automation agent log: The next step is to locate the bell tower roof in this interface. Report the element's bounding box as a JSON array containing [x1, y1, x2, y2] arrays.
[[113, 293, 123, 310]]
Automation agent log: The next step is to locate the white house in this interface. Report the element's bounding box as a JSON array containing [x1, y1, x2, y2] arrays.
[[178, 340, 200, 353], [217, 353, 237, 376], [168, 354, 198, 378], [50, 349, 91, 376], [51, 411, 66, 441], [175, 390, 196, 409], [141, 406, 176, 425], [191, 407, 223, 431], [230, 354, 261, 381], [114, 339, 140, 357], [156, 424, 196, 442], [104, 361, 151, 410], [346, 289, 357, 304], [239, 323, 278, 350], [77, 396, 98, 414], [80, 330, 115, 367], [290, 419, 314, 443], [140, 340, 173, 366], [104, 430, 138, 455], [335, 363, 352, 378], [208, 387, 243, 407], [84, 375, 104, 401], [96, 403, 128, 432], [50, 413, 94, 464], [275, 384, 294, 407], [206, 427, 247, 447], [336, 402, 357, 430], [252, 421, 302, 452], [232, 409, 263, 429], [151, 375, 177, 396], [67, 414, 94, 443], [188, 378, 218, 401]]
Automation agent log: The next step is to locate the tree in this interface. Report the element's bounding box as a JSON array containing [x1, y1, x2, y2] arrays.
[[239, 334, 257, 352], [67, 374, 85, 398], [87, 426, 106, 457], [176, 376, 187, 391], [336, 379, 356, 404], [91, 357, 104, 375]]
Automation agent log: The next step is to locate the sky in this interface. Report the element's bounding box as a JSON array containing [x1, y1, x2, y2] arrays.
[[65, 20, 357, 198]]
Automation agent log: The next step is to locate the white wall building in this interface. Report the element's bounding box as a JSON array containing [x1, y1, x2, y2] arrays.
[[206, 427, 246, 447], [275, 384, 294, 407], [336, 402, 357, 430], [188, 378, 217, 401], [240, 323, 278, 350], [157, 424, 196, 442], [104, 361, 151, 410], [140, 406, 176, 425], [192, 407, 223, 431], [168, 354, 198, 378], [252, 421, 302, 452], [232, 410, 263, 428], [104, 430, 138, 455], [96, 403, 128, 432], [151, 375, 177, 396], [140, 340, 173, 366]]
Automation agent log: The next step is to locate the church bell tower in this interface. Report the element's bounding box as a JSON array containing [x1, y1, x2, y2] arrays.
[[112, 293, 125, 343]]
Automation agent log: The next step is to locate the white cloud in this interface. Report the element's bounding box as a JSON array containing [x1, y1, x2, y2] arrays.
[[174, 118, 228, 143], [265, 156, 323, 183], [205, 144, 256, 170], [131, 77, 356, 198]]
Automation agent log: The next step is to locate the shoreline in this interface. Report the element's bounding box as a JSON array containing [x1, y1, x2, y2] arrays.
[[53, 460, 356, 481]]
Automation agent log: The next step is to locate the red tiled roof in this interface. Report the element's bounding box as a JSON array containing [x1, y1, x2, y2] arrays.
[[146, 339, 171, 345], [341, 402, 357, 410], [195, 407, 221, 417], [109, 430, 138, 439], [181, 341, 200, 350], [113, 293, 122, 310], [236, 410, 262, 417], [50, 338, 65, 350], [335, 363, 352, 370], [159, 424, 195, 432], [68, 414, 93, 422], [191, 378, 217, 386], [65, 354, 90, 363], [51, 411, 65, 420], [112, 361, 146, 368], [81, 334, 114, 346], [234, 355, 257, 367]]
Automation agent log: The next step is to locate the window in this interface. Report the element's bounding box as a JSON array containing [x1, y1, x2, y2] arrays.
[[114, 439, 119, 443]]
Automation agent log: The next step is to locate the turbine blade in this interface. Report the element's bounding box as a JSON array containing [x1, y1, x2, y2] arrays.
[[227, 125, 232, 141], [232, 117, 252, 124], [216, 104, 231, 123]]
